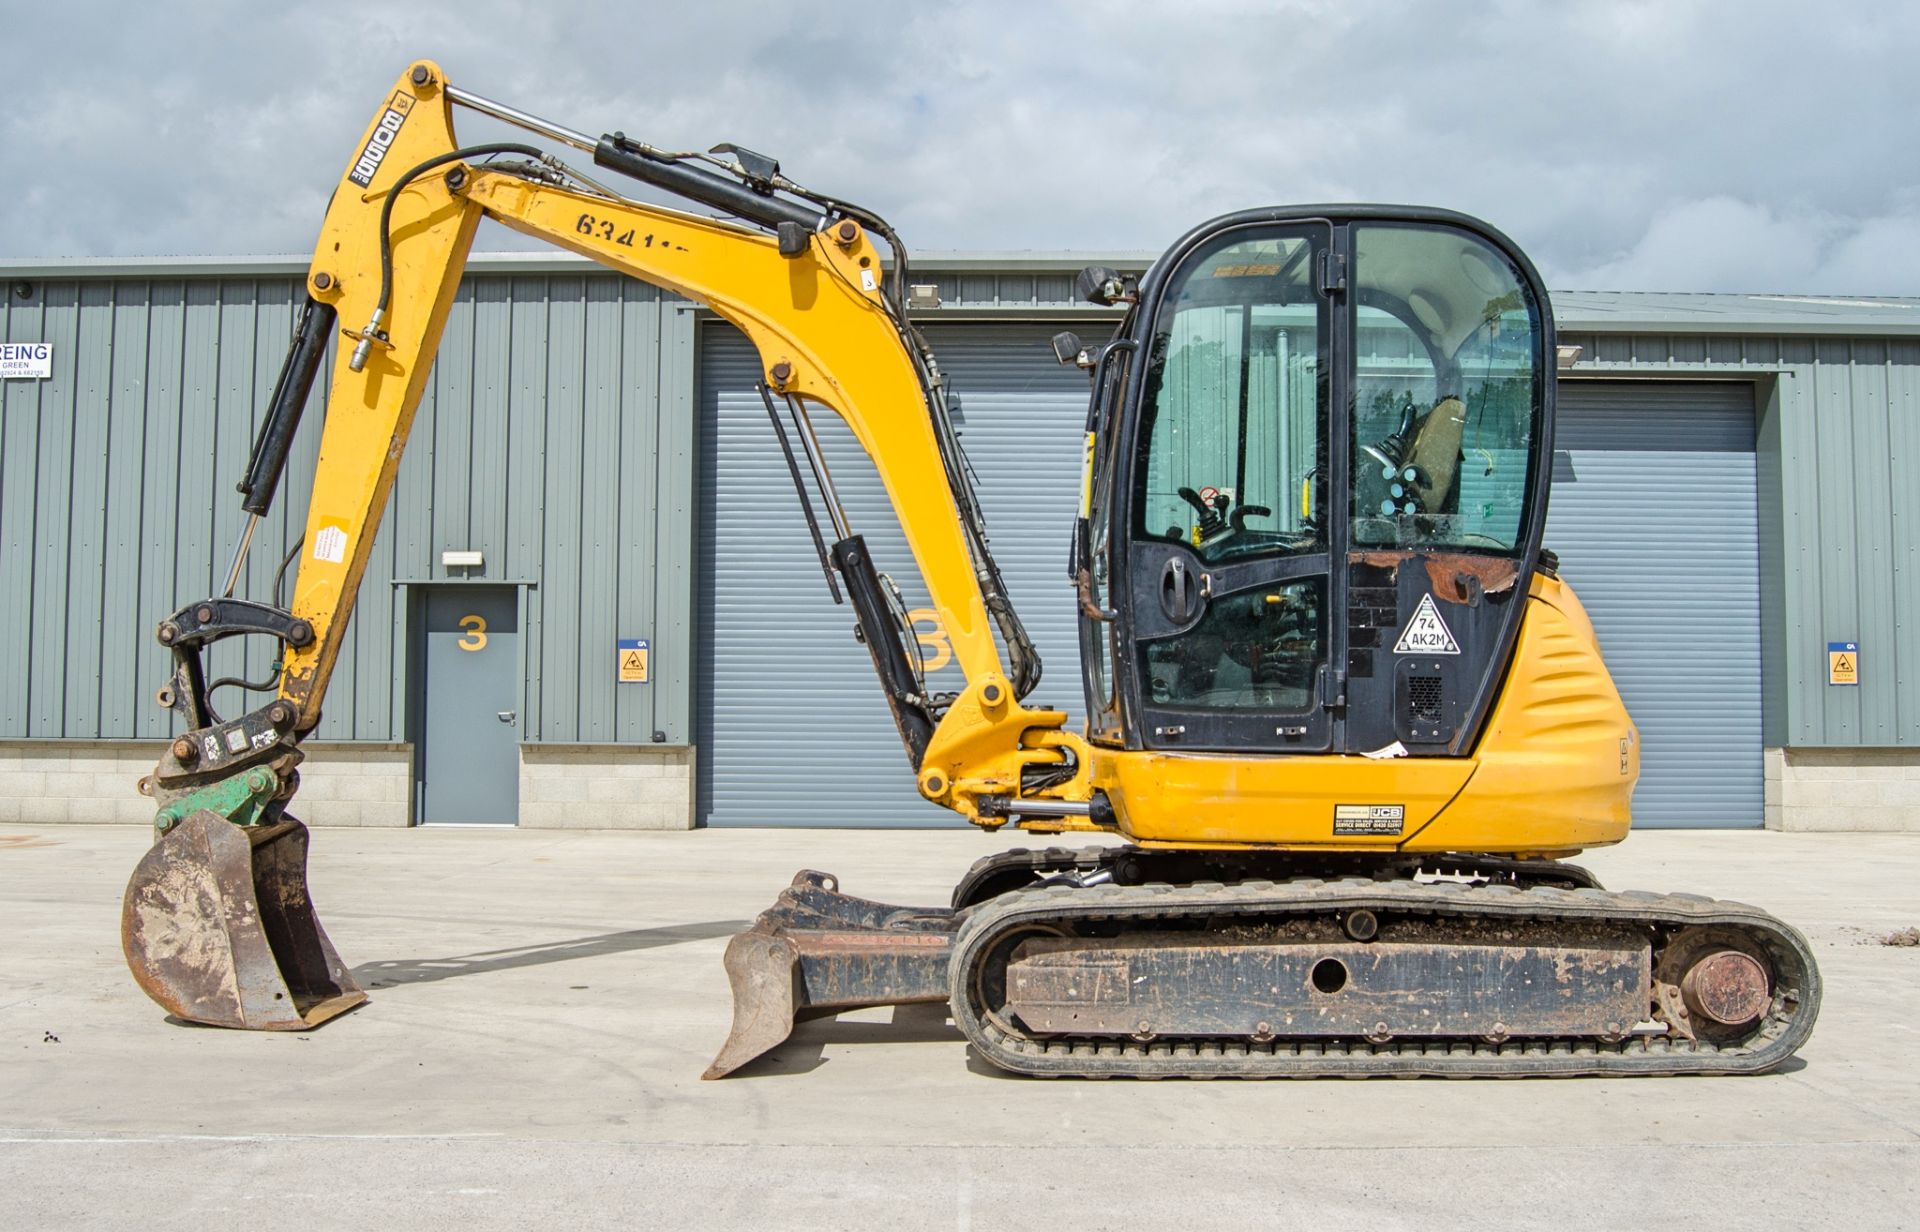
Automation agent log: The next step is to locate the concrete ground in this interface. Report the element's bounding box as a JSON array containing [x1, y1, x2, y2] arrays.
[[2, 823, 1916, 1231]]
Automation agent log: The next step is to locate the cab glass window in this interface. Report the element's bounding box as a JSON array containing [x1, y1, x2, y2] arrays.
[[1141, 578, 1324, 712], [1134, 232, 1327, 563], [1349, 224, 1541, 553]]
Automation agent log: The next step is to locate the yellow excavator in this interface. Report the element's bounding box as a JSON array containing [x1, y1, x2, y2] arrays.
[[121, 61, 1819, 1079]]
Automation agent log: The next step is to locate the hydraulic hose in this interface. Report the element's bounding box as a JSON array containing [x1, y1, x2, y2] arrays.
[[352, 143, 544, 369]]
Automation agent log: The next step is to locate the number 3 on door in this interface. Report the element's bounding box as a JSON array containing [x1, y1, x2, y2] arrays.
[[457, 614, 488, 652]]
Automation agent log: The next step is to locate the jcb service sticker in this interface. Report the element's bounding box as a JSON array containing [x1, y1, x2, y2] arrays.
[[1333, 804, 1405, 836]]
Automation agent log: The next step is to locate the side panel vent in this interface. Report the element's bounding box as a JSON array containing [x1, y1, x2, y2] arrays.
[[1408, 675, 1444, 724], [1394, 658, 1460, 747]]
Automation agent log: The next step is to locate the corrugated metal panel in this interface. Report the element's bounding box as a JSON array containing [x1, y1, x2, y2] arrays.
[[1549, 381, 1762, 827], [1754, 374, 1788, 748], [1, 288, 45, 729], [0, 273, 694, 746], [28, 282, 78, 736], [1556, 332, 1920, 747], [695, 322, 1096, 827], [1888, 341, 1920, 742]]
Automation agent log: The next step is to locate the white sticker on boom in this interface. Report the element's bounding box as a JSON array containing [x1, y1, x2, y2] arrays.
[[861, 269, 877, 292], [312, 520, 348, 565], [1394, 593, 1460, 655]]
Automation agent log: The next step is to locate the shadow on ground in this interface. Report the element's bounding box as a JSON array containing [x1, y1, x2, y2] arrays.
[[724, 1002, 962, 1079], [351, 920, 747, 986]]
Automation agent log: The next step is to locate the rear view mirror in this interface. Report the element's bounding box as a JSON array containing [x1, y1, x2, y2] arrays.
[[1074, 265, 1137, 306], [1050, 331, 1099, 370]]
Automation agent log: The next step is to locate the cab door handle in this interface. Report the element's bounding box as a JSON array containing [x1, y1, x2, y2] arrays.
[[1160, 558, 1206, 624]]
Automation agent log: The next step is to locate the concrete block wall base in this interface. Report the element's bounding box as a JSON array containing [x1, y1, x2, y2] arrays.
[[0, 742, 158, 825], [1765, 746, 1920, 831], [0, 740, 411, 827], [2, 741, 696, 829], [518, 744, 694, 830], [290, 744, 412, 826]]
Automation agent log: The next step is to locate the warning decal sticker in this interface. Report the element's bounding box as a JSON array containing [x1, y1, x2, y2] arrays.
[[617, 637, 650, 683], [1334, 804, 1405, 836], [311, 518, 350, 564], [1394, 593, 1460, 655]]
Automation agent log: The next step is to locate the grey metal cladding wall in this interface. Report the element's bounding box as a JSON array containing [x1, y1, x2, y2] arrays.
[[695, 321, 1095, 827], [0, 274, 694, 745], [1550, 381, 1761, 827], [0, 277, 310, 742], [1784, 338, 1918, 747], [1556, 332, 1920, 747], [444, 275, 696, 746]]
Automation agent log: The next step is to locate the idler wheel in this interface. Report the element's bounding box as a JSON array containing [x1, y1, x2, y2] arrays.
[[1680, 950, 1771, 1026]]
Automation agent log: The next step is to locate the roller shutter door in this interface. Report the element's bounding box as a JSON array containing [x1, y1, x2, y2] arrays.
[[1546, 381, 1762, 828], [696, 322, 1093, 826]]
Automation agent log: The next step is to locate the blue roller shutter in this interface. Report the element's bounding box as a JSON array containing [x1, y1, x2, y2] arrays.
[[1546, 380, 1762, 828], [696, 322, 1093, 827]]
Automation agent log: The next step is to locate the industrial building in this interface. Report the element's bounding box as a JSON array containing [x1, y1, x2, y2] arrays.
[[0, 251, 1914, 832]]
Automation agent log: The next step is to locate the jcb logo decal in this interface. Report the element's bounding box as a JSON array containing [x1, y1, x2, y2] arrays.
[[348, 93, 414, 187]]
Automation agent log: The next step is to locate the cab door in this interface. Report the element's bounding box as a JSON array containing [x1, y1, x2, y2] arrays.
[[1115, 222, 1336, 754], [1109, 212, 1551, 760], [1338, 220, 1549, 756]]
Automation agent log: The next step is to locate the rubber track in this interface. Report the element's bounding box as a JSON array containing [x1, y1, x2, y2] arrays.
[[949, 876, 1821, 1078]]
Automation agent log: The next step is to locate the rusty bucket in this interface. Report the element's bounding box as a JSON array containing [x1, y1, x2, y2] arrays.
[[121, 811, 366, 1030]]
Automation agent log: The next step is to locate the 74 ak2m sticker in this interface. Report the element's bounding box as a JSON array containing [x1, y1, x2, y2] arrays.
[[1394, 593, 1460, 655]]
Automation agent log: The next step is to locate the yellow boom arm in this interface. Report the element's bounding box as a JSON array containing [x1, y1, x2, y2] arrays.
[[279, 61, 1092, 825]]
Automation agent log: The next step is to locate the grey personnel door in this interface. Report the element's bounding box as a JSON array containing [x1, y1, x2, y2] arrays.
[[416, 587, 521, 824]]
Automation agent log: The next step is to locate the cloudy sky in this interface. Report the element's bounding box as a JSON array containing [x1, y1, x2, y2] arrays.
[[5, 1, 1916, 294]]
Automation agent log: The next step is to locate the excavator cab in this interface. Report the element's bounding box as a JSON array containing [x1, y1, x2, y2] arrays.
[[1073, 210, 1551, 772]]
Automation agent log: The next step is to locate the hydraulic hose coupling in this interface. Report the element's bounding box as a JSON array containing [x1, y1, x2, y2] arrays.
[[348, 307, 386, 372]]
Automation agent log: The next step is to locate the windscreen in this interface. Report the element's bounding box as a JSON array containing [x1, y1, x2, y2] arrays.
[[1133, 230, 1328, 565]]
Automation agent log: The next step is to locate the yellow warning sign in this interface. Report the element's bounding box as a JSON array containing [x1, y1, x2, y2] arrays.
[[1828, 641, 1858, 686], [617, 638, 650, 683]]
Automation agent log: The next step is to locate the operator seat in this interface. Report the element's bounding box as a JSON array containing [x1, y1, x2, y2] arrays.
[[1405, 394, 1468, 513]]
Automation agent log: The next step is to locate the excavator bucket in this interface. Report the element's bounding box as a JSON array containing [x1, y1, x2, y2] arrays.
[[121, 811, 366, 1030], [704, 870, 957, 1079]]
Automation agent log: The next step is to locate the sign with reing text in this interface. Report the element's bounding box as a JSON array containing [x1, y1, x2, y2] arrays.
[[0, 343, 52, 379]]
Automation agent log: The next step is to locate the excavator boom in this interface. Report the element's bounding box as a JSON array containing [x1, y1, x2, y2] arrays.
[[124, 59, 1090, 1031]]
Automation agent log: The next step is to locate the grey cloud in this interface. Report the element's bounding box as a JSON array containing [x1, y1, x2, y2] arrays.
[[1554, 196, 1920, 294], [3, 1, 1916, 294]]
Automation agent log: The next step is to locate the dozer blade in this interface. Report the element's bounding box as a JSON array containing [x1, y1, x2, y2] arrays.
[[704, 930, 804, 1081], [703, 870, 958, 1079], [121, 811, 366, 1030]]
